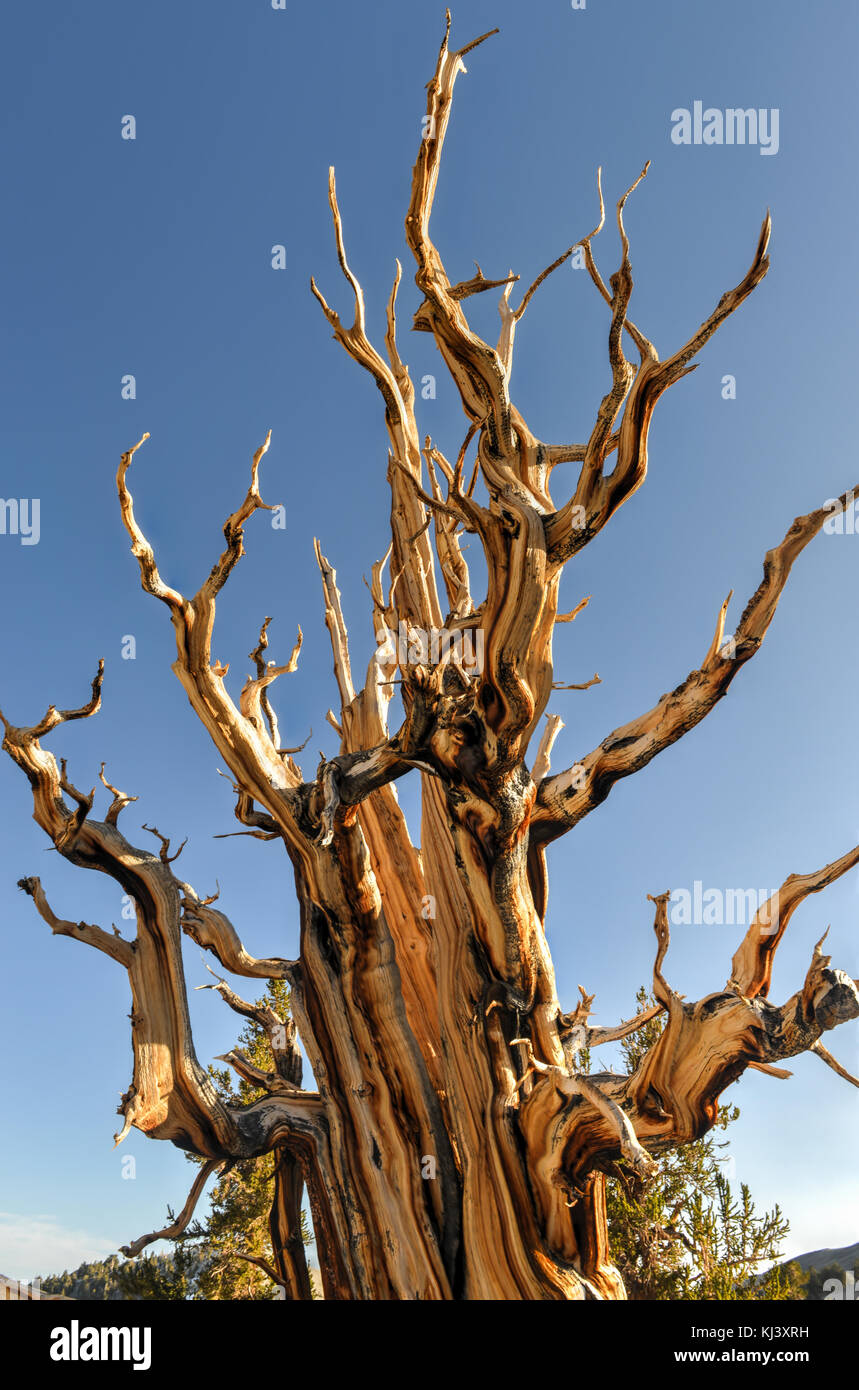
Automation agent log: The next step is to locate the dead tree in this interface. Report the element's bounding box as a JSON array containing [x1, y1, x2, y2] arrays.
[[3, 15, 858, 1300]]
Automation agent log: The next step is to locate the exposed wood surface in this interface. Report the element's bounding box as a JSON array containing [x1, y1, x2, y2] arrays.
[[3, 12, 857, 1301]]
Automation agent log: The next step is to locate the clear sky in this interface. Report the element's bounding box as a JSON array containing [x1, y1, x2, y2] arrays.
[[1, 0, 856, 1282]]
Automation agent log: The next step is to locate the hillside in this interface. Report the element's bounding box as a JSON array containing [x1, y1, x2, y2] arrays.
[[789, 1242, 859, 1275]]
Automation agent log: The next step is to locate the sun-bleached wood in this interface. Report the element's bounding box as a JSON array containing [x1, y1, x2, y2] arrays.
[[4, 13, 858, 1300]]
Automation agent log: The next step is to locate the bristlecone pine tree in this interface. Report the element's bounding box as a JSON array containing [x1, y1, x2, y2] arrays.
[[4, 15, 859, 1301]]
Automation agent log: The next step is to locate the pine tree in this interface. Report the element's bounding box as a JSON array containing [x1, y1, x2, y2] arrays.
[[138, 979, 313, 1301], [40, 1254, 129, 1301], [116, 1246, 206, 1300], [604, 989, 805, 1300]]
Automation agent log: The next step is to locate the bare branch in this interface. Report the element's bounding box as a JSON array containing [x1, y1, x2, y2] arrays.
[[18, 876, 133, 968], [423, 437, 475, 618], [196, 962, 302, 1087], [587, 1003, 664, 1049], [647, 892, 674, 1009], [310, 171, 443, 633], [117, 435, 184, 609], [142, 823, 187, 864], [99, 762, 138, 825], [555, 597, 591, 624], [746, 1060, 793, 1080], [702, 590, 734, 668], [535, 486, 859, 841], [222, 1249, 287, 1291], [120, 1159, 224, 1258], [241, 621, 302, 750], [811, 1041, 859, 1091], [203, 433, 278, 601], [214, 1047, 310, 1099], [497, 232, 591, 381], [180, 889, 297, 980], [57, 758, 96, 849], [551, 673, 601, 692], [314, 540, 355, 710], [546, 213, 771, 564], [729, 840, 859, 999], [0, 659, 104, 744], [118, 432, 310, 856], [244, 616, 302, 750], [531, 714, 564, 785], [406, 18, 514, 455], [450, 263, 518, 301]]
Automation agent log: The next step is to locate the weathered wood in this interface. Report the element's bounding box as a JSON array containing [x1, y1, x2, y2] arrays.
[[3, 12, 857, 1301]]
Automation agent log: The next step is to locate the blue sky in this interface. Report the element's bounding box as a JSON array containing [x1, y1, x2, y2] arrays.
[[1, 0, 856, 1281]]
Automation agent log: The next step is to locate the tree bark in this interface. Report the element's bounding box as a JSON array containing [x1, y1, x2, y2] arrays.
[[3, 12, 858, 1301]]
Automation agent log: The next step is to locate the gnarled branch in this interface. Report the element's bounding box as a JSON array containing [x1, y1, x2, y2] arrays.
[[534, 484, 859, 842], [120, 1159, 225, 1259]]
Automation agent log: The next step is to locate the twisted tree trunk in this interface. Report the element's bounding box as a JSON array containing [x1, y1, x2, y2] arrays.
[[3, 13, 858, 1301]]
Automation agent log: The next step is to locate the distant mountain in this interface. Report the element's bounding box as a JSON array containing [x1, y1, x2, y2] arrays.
[[765, 1242, 859, 1300], [789, 1242, 859, 1275], [38, 1253, 150, 1301]]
